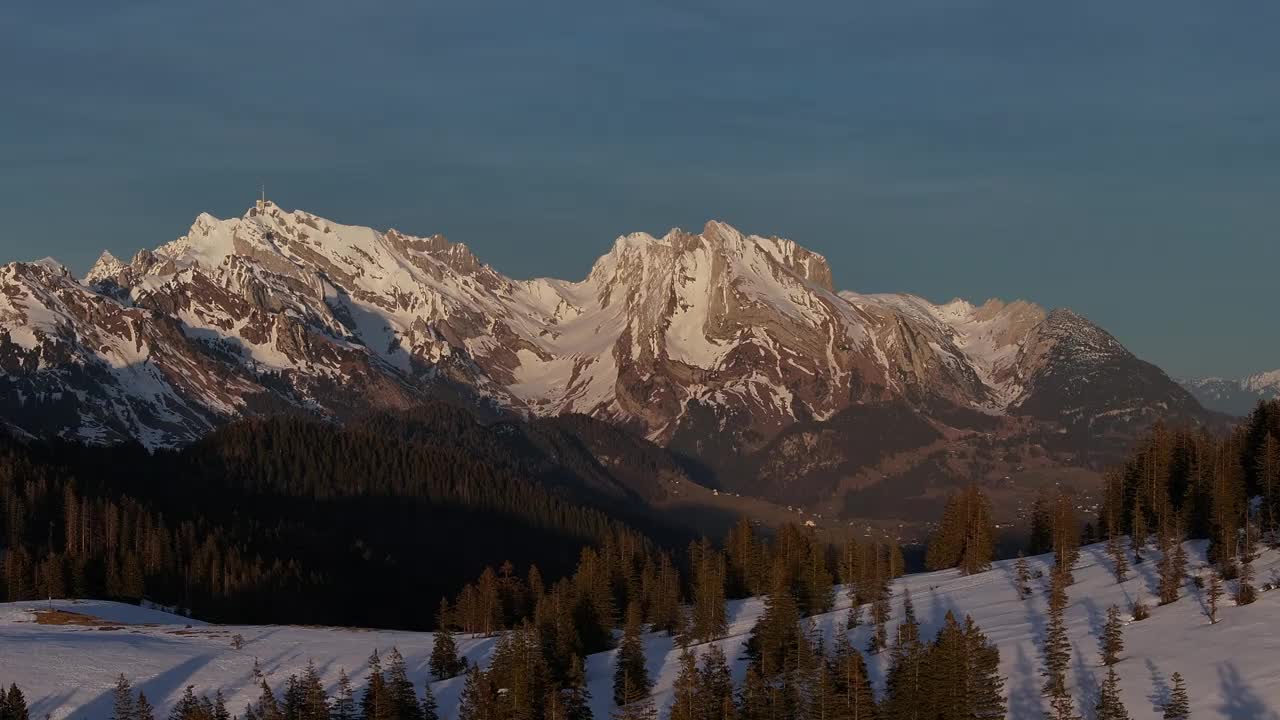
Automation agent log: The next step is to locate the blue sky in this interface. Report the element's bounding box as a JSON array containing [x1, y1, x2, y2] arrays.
[[2, 1, 1277, 378]]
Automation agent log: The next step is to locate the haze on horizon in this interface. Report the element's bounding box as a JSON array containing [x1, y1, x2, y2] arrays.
[[2, 1, 1278, 379]]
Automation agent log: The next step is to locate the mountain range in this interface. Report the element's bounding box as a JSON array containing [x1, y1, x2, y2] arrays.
[[1179, 371, 1280, 416], [0, 201, 1221, 519]]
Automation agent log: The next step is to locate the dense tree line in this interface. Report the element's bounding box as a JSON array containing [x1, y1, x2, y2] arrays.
[[1100, 400, 1280, 576], [924, 485, 996, 574], [0, 409, 665, 629]]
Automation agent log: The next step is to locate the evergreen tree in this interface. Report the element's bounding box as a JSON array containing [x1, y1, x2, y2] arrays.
[[361, 650, 389, 720], [736, 668, 769, 720], [613, 601, 652, 708], [299, 661, 330, 720], [1206, 571, 1223, 623], [831, 628, 877, 720], [1130, 498, 1148, 563], [1041, 569, 1072, 701], [136, 692, 156, 720], [1236, 558, 1258, 606], [430, 599, 465, 680], [253, 680, 282, 720], [112, 674, 137, 720], [168, 686, 202, 720], [1106, 532, 1129, 583], [882, 589, 927, 720], [457, 666, 495, 720], [214, 691, 231, 720], [690, 539, 728, 642], [1163, 673, 1189, 720], [562, 655, 593, 720], [1029, 492, 1053, 555], [386, 648, 423, 720], [1015, 553, 1033, 599], [1094, 667, 1130, 720], [1051, 492, 1080, 584], [1158, 534, 1186, 605], [1, 686, 29, 720], [420, 682, 439, 720], [667, 645, 702, 720], [700, 644, 735, 720], [1100, 604, 1124, 666], [926, 486, 997, 574], [963, 615, 1007, 720], [331, 670, 356, 720]]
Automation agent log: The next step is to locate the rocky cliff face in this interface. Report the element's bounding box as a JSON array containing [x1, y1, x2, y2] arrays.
[[1, 203, 1216, 504]]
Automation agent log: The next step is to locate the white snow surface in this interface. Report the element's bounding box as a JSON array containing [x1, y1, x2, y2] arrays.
[[3, 540, 1278, 719]]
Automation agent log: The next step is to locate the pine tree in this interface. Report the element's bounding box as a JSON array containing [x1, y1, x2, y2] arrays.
[[700, 643, 735, 719], [1106, 532, 1129, 583], [457, 666, 495, 720], [332, 670, 356, 720], [831, 628, 877, 720], [421, 682, 439, 720], [963, 615, 1007, 720], [214, 691, 231, 720], [882, 589, 927, 720], [1046, 692, 1081, 720], [1236, 558, 1258, 605], [736, 668, 770, 720], [1158, 533, 1186, 605], [691, 539, 728, 642], [1094, 667, 1130, 720], [2, 686, 29, 720], [253, 680, 282, 720], [298, 661, 330, 720], [667, 645, 702, 720], [384, 648, 423, 720], [361, 650, 389, 720], [1100, 604, 1124, 665], [926, 486, 997, 574], [1015, 553, 1033, 599], [112, 674, 136, 720], [1163, 672, 1189, 720], [136, 692, 156, 720], [1131, 498, 1148, 563], [563, 655, 593, 720], [1052, 492, 1080, 584], [430, 599, 465, 680], [1041, 568, 1072, 700], [1029, 492, 1053, 555], [613, 601, 652, 708], [1206, 571, 1223, 623]]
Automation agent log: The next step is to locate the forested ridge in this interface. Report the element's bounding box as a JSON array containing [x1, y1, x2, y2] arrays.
[[0, 404, 682, 628]]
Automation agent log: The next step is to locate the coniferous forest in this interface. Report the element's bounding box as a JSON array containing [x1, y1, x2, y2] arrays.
[[1, 401, 1277, 720]]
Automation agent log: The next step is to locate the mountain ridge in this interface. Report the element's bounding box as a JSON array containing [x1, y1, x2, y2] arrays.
[[1, 202, 1218, 509]]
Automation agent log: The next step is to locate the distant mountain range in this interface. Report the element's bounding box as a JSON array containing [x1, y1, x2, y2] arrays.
[[1179, 371, 1280, 416], [0, 202, 1223, 516]]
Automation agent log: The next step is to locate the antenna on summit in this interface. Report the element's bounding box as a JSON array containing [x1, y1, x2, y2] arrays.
[[257, 183, 267, 211]]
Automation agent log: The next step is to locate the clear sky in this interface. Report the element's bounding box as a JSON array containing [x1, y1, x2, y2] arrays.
[[3, 1, 1277, 378]]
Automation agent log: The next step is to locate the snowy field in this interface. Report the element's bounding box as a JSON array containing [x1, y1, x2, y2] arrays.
[[2, 541, 1278, 719]]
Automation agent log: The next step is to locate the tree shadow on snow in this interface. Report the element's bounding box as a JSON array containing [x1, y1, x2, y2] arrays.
[[1218, 662, 1280, 720], [1009, 644, 1043, 719], [1145, 657, 1170, 714]]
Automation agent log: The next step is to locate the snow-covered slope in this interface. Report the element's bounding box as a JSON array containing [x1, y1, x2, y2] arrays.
[[3, 540, 1277, 720], [2, 204, 1211, 470], [1182, 371, 1280, 416]]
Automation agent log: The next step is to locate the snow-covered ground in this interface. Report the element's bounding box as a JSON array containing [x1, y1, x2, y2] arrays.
[[2, 541, 1278, 719]]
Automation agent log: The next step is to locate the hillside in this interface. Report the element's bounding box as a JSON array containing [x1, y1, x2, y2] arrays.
[[2, 540, 1276, 719]]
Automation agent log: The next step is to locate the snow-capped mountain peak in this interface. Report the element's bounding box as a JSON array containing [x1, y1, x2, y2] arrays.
[[1, 205, 1214, 463]]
